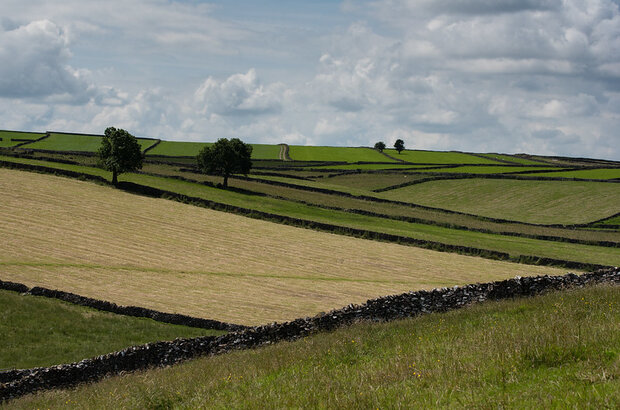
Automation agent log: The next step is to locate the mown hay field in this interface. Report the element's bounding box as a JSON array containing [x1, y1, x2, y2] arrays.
[[2, 156, 619, 266], [0, 168, 568, 325], [378, 178, 620, 225]]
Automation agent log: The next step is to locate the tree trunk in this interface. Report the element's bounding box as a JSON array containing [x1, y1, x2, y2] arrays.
[[223, 174, 228, 188], [112, 170, 118, 186]]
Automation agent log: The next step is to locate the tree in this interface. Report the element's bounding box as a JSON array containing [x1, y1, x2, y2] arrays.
[[374, 141, 386, 152], [394, 139, 405, 154], [98, 127, 143, 185], [197, 138, 252, 188]]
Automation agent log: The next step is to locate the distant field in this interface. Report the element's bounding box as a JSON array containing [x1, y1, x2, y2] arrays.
[[384, 149, 503, 164], [2, 157, 618, 266], [410, 165, 562, 174], [146, 140, 281, 159], [0, 290, 223, 369], [378, 178, 620, 225], [0, 131, 44, 147], [288, 146, 394, 162], [13, 285, 620, 408], [478, 153, 548, 165], [309, 163, 434, 170], [532, 168, 620, 180], [0, 168, 570, 325], [321, 173, 432, 191], [21, 133, 157, 152]]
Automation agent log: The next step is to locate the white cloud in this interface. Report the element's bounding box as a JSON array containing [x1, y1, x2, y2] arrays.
[[194, 69, 283, 116], [0, 20, 91, 100]]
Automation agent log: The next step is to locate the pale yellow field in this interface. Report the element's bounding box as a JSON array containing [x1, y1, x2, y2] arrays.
[[0, 168, 568, 325]]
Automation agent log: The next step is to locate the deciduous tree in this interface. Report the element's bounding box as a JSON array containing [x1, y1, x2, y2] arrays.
[[374, 141, 386, 152], [98, 127, 143, 185], [394, 139, 405, 154], [197, 138, 253, 188]]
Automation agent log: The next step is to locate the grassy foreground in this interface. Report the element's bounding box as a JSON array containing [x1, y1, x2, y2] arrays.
[[8, 284, 618, 408], [0, 290, 224, 370]]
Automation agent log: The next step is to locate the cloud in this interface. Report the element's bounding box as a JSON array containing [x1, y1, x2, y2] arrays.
[[194, 69, 283, 116], [0, 20, 91, 100]]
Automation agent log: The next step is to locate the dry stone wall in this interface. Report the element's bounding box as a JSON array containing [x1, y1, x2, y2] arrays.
[[1, 268, 618, 402]]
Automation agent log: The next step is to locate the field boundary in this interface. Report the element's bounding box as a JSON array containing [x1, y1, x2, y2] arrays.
[[0, 280, 247, 334], [1, 268, 617, 402], [236, 173, 620, 229], [11, 133, 49, 149], [0, 159, 615, 269]]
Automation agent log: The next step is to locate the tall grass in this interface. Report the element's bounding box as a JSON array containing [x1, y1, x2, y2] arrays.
[[9, 284, 618, 408]]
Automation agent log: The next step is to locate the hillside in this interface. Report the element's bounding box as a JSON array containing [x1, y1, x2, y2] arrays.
[[0, 168, 567, 325], [6, 284, 618, 408]]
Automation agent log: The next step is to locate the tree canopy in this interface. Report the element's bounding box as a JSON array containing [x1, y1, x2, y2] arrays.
[[98, 127, 143, 185], [197, 138, 253, 187], [374, 141, 386, 152], [394, 139, 405, 154]]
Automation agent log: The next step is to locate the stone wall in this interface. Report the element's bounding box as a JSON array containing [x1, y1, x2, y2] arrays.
[[1, 268, 618, 402]]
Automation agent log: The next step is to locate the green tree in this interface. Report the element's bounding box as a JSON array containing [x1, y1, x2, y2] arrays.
[[197, 138, 253, 188], [98, 127, 143, 185], [374, 141, 386, 152], [394, 139, 405, 154]]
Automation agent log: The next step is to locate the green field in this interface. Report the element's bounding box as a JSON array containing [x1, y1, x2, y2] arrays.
[[410, 165, 562, 174], [378, 178, 620, 225], [478, 153, 549, 165], [320, 172, 432, 190], [0, 131, 44, 147], [145, 140, 209, 156], [21, 133, 157, 152], [288, 146, 395, 162], [140, 164, 620, 244], [0, 290, 224, 369], [145, 140, 281, 159], [308, 163, 436, 170], [384, 149, 504, 164], [11, 284, 619, 409], [2, 156, 618, 267], [532, 168, 620, 180]]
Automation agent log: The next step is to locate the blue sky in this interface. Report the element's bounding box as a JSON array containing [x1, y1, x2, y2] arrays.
[[1, 0, 619, 159]]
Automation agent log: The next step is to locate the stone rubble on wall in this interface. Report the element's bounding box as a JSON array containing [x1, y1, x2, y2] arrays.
[[1, 268, 618, 402]]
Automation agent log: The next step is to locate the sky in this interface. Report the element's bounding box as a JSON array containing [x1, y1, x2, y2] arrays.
[[1, 0, 619, 160]]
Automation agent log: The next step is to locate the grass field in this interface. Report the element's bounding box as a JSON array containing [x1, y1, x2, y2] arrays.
[[378, 178, 620, 225], [144, 140, 282, 159], [2, 157, 619, 266], [0, 131, 44, 147], [10, 284, 619, 408], [0, 167, 574, 325], [141, 164, 620, 244], [0, 290, 223, 369], [308, 163, 434, 170], [532, 168, 620, 180], [320, 173, 432, 191], [384, 149, 503, 164], [288, 146, 394, 162], [20, 133, 157, 152], [410, 165, 562, 174], [478, 153, 549, 165]]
